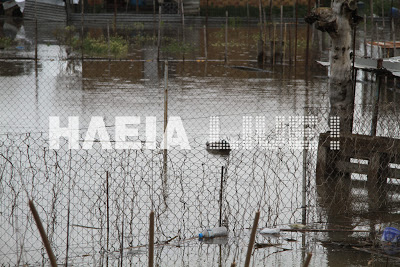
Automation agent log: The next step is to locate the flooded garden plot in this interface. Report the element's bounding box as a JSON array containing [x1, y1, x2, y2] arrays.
[[1, 15, 400, 266]]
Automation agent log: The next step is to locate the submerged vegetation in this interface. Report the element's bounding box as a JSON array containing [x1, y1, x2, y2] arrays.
[[161, 37, 196, 54], [81, 35, 128, 57], [0, 37, 14, 49], [54, 26, 128, 58]]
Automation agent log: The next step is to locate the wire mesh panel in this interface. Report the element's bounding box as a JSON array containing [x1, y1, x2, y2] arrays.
[[2, 8, 400, 266]]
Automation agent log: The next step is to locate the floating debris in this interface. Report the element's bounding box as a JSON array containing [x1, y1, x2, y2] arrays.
[[260, 228, 281, 235], [206, 140, 231, 156], [228, 65, 272, 72]]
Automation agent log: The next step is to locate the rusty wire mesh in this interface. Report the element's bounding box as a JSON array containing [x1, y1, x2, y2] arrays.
[[1, 14, 400, 266]]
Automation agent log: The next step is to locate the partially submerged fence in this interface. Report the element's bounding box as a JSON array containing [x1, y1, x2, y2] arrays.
[[2, 12, 400, 266]]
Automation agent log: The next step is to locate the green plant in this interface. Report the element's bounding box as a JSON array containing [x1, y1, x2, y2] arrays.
[[132, 22, 145, 31], [79, 34, 128, 58], [132, 34, 157, 45], [53, 26, 77, 45], [228, 17, 243, 28], [0, 37, 13, 48], [161, 39, 195, 54]]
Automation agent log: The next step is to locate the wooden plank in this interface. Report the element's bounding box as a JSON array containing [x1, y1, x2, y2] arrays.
[[316, 144, 328, 180], [367, 41, 400, 48], [335, 161, 369, 175], [319, 133, 400, 155], [336, 161, 400, 179]]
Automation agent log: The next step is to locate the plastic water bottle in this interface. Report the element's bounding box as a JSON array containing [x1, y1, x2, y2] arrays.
[[199, 226, 228, 239]]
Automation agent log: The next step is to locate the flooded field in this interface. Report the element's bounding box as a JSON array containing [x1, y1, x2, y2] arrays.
[[1, 16, 400, 266]]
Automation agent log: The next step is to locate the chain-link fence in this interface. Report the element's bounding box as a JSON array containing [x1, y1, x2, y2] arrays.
[[2, 5, 400, 265]]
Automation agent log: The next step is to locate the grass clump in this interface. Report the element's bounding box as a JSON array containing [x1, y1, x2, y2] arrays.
[[0, 37, 14, 48], [161, 38, 196, 54], [81, 35, 128, 58]]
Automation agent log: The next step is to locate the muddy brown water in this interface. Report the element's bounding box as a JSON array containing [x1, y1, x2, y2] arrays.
[[1, 17, 400, 266]]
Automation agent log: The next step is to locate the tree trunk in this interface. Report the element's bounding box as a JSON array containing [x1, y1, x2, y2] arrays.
[[305, 0, 361, 133]]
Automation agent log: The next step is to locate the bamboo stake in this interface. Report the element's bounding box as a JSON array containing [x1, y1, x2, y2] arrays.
[[29, 200, 58, 267], [244, 211, 260, 267]]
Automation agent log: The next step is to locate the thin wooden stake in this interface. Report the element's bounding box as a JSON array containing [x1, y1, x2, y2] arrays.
[[393, 18, 396, 57], [113, 0, 117, 33], [295, 0, 298, 66], [181, 0, 185, 61], [263, 7, 267, 63], [280, 5, 283, 62], [149, 211, 154, 267], [364, 14, 367, 57], [206, 0, 208, 25], [289, 23, 292, 64], [283, 23, 287, 61], [219, 166, 224, 227], [29, 200, 58, 267], [273, 23, 276, 65], [157, 6, 161, 61], [381, 0, 385, 27], [302, 252, 313, 267], [244, 211, 260, 267], [163, 60, 168, 199], [204, 25, 207, 59], [257, 0, 265, 62], [247, 1, 249, 24], [370, 0, 374, 54], [225, 10, 228, 63], [35, 19, 38, 63], [106, 171, 110, 267]]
